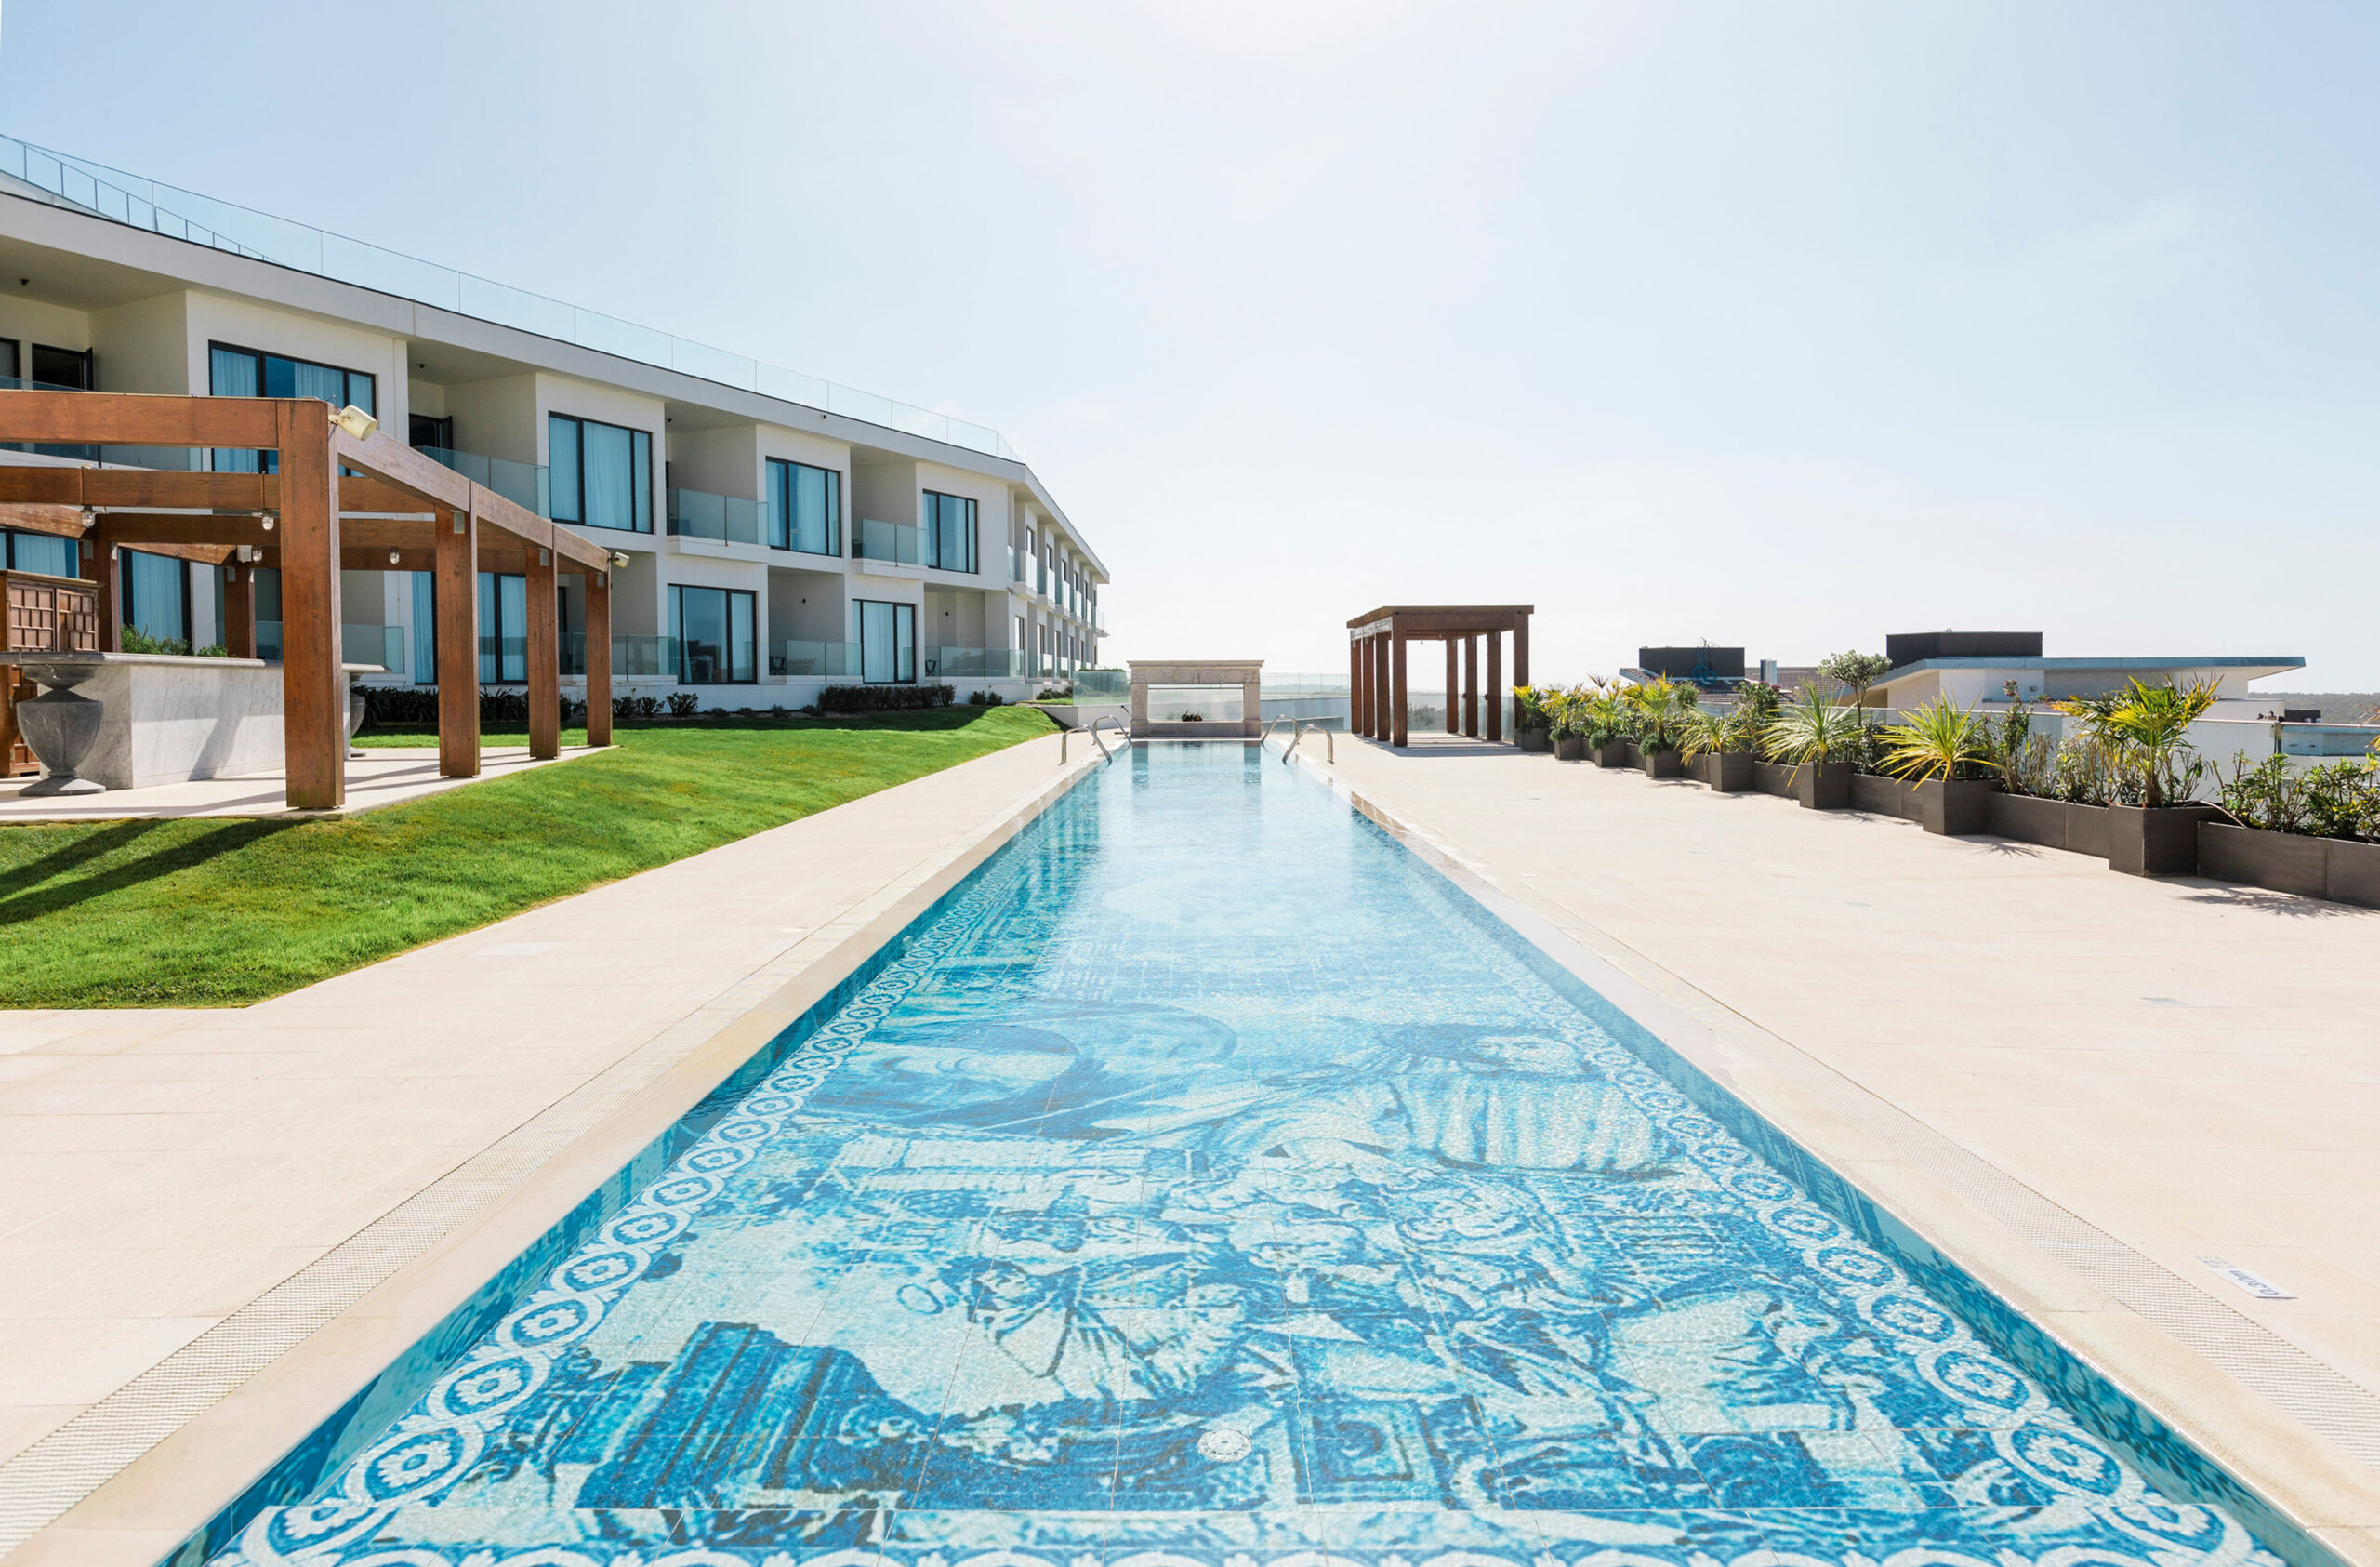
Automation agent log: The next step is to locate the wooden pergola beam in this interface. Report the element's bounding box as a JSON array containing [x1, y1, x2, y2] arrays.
[[0, 389, 279, 446]]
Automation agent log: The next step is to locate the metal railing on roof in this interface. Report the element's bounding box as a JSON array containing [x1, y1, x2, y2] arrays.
[[0, 132, 1022, 464]]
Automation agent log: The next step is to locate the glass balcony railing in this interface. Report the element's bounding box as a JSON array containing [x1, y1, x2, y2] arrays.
[[1008, 546, 1026, 584], [341, 623, 406, 672], [416, 445, 549, 517], [773, 640, 862, 679], [668, 488, 764, 546], [924, 647, 1024, 679], [557, 633, 681, 679], [0, 131, 1020, 462], [853, 518, 922, 566]]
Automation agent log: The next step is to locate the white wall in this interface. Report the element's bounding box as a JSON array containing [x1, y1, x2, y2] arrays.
[[183, 292, 410, 432]]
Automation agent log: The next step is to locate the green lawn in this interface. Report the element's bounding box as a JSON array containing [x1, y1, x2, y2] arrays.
[[0, 705, 1057, 1009]]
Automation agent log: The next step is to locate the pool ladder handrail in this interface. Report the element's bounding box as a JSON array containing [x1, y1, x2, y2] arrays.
[[1061, 715, 1130, 765], [1263, 717, 1334, 764]]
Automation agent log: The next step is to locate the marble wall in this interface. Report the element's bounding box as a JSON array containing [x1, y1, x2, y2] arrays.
[[62, 655, 284, 790]]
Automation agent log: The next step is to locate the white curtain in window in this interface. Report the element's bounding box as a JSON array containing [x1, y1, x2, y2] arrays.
[[584, 421, 632, 530]]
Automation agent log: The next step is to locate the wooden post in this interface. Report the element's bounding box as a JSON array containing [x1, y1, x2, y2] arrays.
[[91, 530, 123, 654], [223, 559, 256, 659], [1487, 631, 1504, 744], [1349, 635, 1362, 742], [526, 543, 559, 760], [434, 502, 481, 778], [586, 568, 614, 747], [278, 401, 344, 810], [1514, 614, 1530, 691], [1463, 636, 1478, 737], [1444, 639, 1458, 734], [1372, 632, 1392, 741], [1391, 629, 1408, 748]]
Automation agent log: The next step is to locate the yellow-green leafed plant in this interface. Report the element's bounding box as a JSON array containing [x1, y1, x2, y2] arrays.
[[1624, 678, 1701, 753], [2056, 678, 2218, 808], [1877, 696, 1993, 783], [1761, 684, 1865, 771]]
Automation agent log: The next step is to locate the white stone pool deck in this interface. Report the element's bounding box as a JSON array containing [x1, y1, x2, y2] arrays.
[[0, 731, 1093, 1566], [7, 726, 2380, 1565], [1301, 732, 2380, 1561]]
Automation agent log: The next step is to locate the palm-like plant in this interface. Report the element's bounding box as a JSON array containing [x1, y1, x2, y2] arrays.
[[1581, 688, 1630, 748], [1877, 696, 1992, 783], [2057, 678, 2217, 808], [1625, 678, 1701, 753], [1680, 708, 1733, 761], [1761, 684, 1864, 771]]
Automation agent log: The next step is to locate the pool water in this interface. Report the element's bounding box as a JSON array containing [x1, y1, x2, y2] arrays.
[[215, 744, 2288, 1567]]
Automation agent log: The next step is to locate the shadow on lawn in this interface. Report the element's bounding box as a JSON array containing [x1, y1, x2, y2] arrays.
[[356, 706, 1038, 744], [0, 817, 293, 924]]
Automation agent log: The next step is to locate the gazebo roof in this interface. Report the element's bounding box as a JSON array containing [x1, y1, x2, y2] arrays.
[[1346, 604, 1534, 633]]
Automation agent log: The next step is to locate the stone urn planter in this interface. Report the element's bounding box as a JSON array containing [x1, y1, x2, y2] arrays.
[[1518, 726, 1552, 753], [2106, 804, 2221, 876], [1915, 777, 1999, 836], [1640, 748, 1684, 779], [1792, 761, 1854, 810], [14, 658, 107, 796], [1554, 734, 1586, 761], [348, 682, 370, 759]]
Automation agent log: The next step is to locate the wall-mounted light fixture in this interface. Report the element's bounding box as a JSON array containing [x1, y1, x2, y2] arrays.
[[261, 513, 277, 532], [389, 550, 401, 565], [331, 405, 377, 440]]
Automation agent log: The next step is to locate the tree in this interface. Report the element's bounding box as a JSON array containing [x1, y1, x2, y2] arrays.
[[1816, 650, 1894, 710]]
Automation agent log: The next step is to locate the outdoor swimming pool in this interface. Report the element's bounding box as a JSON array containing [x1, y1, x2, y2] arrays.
[[210, 743, 2294, 1567]]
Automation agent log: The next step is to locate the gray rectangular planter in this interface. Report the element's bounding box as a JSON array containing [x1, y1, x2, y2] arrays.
[[1518, 727, 1552, 753], [1592, 742, 1629, 768], [1989, 792, 2069, 849], [2066, 802, 2109, 859], [1752, 761, 1799, 798], [2196, 823, 2380, 908], [1554, 734, 1586, 761], [1850, 772, 1906, 816], [2326, 839, 2380, 909], [1795, 762, 1854, 810], [1640, 748, 1683, 779], [2107, 804, 2220, 876], [1703, 752, 1755, 792], [1917, 778, 1999, 836], [1620, 740, 1643, 767]]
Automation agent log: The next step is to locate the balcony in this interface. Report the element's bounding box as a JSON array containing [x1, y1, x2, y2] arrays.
[[853, 518, 922, 567], [416, 445, 549, 516], [667, 487, 764, 547], [1008, 546, 1026, 585], [924, 646, 1024, 680], [773, 640, 862, 679]]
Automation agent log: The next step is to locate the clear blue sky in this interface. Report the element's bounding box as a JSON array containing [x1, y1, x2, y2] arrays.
[[7, 1, 2375, 684]]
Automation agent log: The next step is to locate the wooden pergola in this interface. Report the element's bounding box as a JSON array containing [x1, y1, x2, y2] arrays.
[[1347, 604, 1533, 748], [0, 390, 617, 809]]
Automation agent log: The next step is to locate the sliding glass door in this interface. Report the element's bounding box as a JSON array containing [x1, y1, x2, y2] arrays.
[[668, 586, 756, 684], [857, 599, 916, 684]]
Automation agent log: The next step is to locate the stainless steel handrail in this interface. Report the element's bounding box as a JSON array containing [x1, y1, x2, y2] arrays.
[[1284, 720, 1335, 764], [1089, 715, 1129, 764], [1258, 716, 1294, 755]]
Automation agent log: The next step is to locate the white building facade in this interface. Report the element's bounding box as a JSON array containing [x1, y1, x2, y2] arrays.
[[0, 138, 1107, 707]]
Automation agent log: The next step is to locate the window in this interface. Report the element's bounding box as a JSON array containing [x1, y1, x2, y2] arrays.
[[208, 343, 376, 473], [923, 491, 977, 574], [0, 339, 14, 383], [409, 414, 453, 452], [766, 458, 842, 556], [669, 585, 756, 684], [478, 571, 528, 683], [412, 572, 437, 684], [3, 530, 78, 578], [856, 599, 916, 684], [123, 551, 191, 646], [549, 413, 653, 532]]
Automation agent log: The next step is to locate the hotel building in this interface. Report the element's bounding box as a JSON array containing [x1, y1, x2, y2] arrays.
[[0, 135, 1106, 705]]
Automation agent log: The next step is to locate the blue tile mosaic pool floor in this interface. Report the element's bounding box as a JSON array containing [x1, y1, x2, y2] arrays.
[[214, 744, 2286, 1567]]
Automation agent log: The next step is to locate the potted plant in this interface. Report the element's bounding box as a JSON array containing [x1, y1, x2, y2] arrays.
[[2059, 679, 2219, 874], [1876, 696, 1999, 834], [1584, 688, 1632, 766], [1514, 684, 1554, 752], [1546, 685, 1591, 761], [1626, 678, 1694, 779], [1761, 684, 1862, 808]]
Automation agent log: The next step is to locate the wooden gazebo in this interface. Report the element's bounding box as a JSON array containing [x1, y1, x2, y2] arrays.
[[0, 391, 616, 809], [1347, 604, 1533, 748]]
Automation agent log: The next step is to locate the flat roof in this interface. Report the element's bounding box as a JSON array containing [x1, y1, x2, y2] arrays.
[[1877, 655, 2305, 684]]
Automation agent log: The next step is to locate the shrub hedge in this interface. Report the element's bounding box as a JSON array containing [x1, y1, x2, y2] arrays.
[[818, 684, 955, 713]]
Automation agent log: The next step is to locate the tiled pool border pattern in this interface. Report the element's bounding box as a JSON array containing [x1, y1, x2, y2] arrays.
[[153, 749, 2338, 1567], [134, 763, 1105, 1567]]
